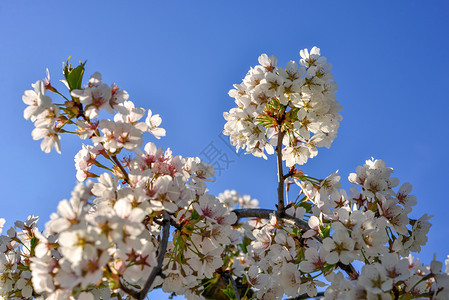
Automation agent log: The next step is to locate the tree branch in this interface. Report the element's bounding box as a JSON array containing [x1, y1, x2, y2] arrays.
[[120, 211, 171, 300], [137, 211, 171, 300], [276, 130, 286, 216], [117, 278, 139, 299], [233, 208, 310, 235], [287, 291, 325, 299], [337, 262, 358, 280], [154, 217, 181, 230]]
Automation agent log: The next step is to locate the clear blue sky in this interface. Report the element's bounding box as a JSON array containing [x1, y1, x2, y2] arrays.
[[1, 1, 449, 298]]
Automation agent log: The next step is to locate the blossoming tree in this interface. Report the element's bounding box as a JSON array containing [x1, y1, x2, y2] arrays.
[[2, 47, 448, 300]]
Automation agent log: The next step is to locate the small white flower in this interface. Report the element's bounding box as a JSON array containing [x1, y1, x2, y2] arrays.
[[31, 127, 61, 154], [145, 109, 166, 139]]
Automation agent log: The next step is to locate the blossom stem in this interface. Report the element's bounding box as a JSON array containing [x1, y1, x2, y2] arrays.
[[404, 273, 435, 299], [111, 155, 130, 184], [276, 130, 286, 216], [93, 160, 114, 172], [52, 88, 71, 102]]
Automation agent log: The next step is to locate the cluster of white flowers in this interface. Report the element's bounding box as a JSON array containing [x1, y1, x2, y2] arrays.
[[325, 253, 449, 299], [8, 64, 242, 299], [0, 216, 38, 299], [5, 52, 449, 299], [22, 71, 166, 157], [0, 154, 239, 299], [224, 47, 342, 165], [70, 72, 128, 119], [234, 209, 327, 299], [22, 76, 61, 154], [25, 150, 234, 299], [229, 159, 449, 299], [218, 189, 259, 209], [160, 193, 239, 297]]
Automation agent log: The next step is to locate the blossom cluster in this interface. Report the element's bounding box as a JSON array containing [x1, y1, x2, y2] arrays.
[[4, 63, 240, 299], [218, 189, 259, 209], [231, 158, 448, 299], [224, 47, 342, 165], [325, 253, 449, 299], [22, 76, 62, 154], [2, 52, 447, 300]]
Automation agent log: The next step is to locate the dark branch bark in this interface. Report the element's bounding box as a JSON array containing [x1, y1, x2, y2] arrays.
[[118, 279, 139, 299], [233, 208, 310, 233], [154, 217, 181, 230], [337, 262, 358, 280], [287, 291, 325, 299], [137, 211, 171, 300], [120, 211, 171, 300]]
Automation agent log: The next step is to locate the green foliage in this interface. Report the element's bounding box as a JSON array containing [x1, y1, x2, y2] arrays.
[[63, 57, 87, 91], [221, 279, 237, 299]]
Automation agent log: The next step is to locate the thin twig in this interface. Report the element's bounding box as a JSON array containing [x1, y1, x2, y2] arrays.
[[283, 167, 297, 180], [276, 130, 286, 216], [111, 155, 130, 184], [283, 172, 292, 180]]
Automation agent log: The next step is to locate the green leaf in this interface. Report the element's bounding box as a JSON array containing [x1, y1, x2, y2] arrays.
[[323, 264, 335, 273], [17, 265, 30, 271], [190, 209, 200, 220], [221, 279, 237, 299], [63, 57, 87, 91], [30, 236, 38, 248], [321, 224, 331, 238], [240, 236, 251, 254], [292, 227, 299, 236], [298, 200, 312, 212]]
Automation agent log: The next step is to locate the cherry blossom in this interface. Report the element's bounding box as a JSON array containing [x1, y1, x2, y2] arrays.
[[4, 51, 449, 300]]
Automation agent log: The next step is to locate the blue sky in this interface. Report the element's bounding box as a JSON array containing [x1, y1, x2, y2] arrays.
[[1, 1, 449, 298]]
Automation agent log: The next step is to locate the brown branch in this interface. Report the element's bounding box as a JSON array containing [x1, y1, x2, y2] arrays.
[[337, 262, 358, 280], [154, 217, 181, 230], [276, 130, 286, 216], [233, 208, 310, 235], [137, 211, 171, 300], [283, 172, 292, 180], [111, 155, 130, 184], [120, 211, 171, 300], [117, 278, 139, 299]]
